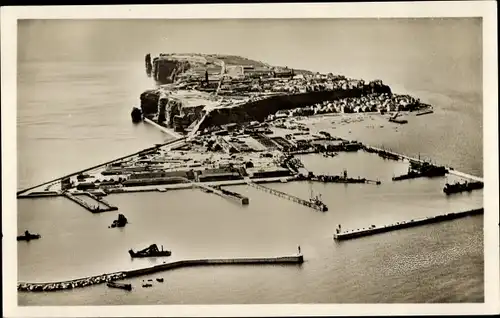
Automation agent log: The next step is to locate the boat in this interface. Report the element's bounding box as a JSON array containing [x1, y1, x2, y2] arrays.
[[142, 283, 153, 288], [443, 181, 484, 195], [129, 244, 172, 258], [107, 281, 132, 291], [17, 231, 41, 241], [388, 117, 408, 124], [156, 278, 164, 283], [110, 214, 128, 228], [309, 187, 328, 212]]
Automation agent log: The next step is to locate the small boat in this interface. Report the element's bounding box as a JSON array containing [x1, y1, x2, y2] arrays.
[[17, 231, 41, 241], [107, 281, 132, 291], [142, 283, 153, 288], [110, 214, 128, 228], [129, 244, 172, 258], [156, 278, 164, 283]]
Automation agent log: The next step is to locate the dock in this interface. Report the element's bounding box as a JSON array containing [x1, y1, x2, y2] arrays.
[[195, 184, 249, 205], [17, 254, 303, 292], [63, 192, 118, 213], [247, 181, 327, 212], [333, 208, 483, 241]]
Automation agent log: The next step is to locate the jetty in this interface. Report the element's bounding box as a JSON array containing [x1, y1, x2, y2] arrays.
[[17, 255, 304, 292], [247, 181, 327, 212], [144, 117, 183, 139], [195, 183, 249, 205], [63, 192, 118, 213], [333, 208, 483, 241]]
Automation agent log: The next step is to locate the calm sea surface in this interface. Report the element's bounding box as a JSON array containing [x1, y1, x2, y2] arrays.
[[16, 19, 484, 305]]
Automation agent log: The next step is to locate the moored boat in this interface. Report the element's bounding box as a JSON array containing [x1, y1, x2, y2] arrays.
[[110, 214, 128, 228], [107, 281, 132, 291], [17, 230, 41, 241]]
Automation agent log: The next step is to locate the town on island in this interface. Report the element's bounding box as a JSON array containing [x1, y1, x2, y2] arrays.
[[17, 53, 484, 293]]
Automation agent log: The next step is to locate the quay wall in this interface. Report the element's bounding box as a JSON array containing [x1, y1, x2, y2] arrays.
[[16, 137, 186, 197], [198, 85, 391, 131], [334, 208, 484, 241], [18, 255, 303, 292]]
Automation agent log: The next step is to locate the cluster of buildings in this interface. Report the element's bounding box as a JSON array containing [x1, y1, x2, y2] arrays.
[[267, 93, 424, 120]]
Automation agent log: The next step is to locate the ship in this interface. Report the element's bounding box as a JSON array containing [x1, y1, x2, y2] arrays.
[[110, 214, 128, 228], [107, 281, 132, 291], [129, 244, 172, 258], [17, 230, 41, 241], [443, 181, 484, 195], [309, 187, 328, 212]]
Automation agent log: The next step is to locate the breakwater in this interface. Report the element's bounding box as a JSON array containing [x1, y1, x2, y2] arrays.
[[143, 117, 183, 139], [18, 255, 303, 292], [333, 208, 484, 241]]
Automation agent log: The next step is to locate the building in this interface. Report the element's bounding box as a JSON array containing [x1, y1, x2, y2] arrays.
[[129, 170, 195, 180], [197, 170, 243, 182]]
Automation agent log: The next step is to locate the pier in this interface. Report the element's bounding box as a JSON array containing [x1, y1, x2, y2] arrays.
[[17, 254, 303, 292], [333, 208, 483, 241], [195, 184, 249, 205], [63, 192, 118, 213], [363, 145, 483, 183], [247, 181, 327, 212]]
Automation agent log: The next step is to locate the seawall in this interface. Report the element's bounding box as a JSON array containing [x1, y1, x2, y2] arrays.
[[333, 208, 484, 241], [18, 255, 303, 292]]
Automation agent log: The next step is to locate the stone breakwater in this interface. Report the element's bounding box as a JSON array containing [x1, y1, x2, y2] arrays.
[[18, 255, 303, 292], [17, 272, 126, 292]]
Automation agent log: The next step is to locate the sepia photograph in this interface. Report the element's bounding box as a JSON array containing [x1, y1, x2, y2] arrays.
[[2, 2, 499, 317]]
